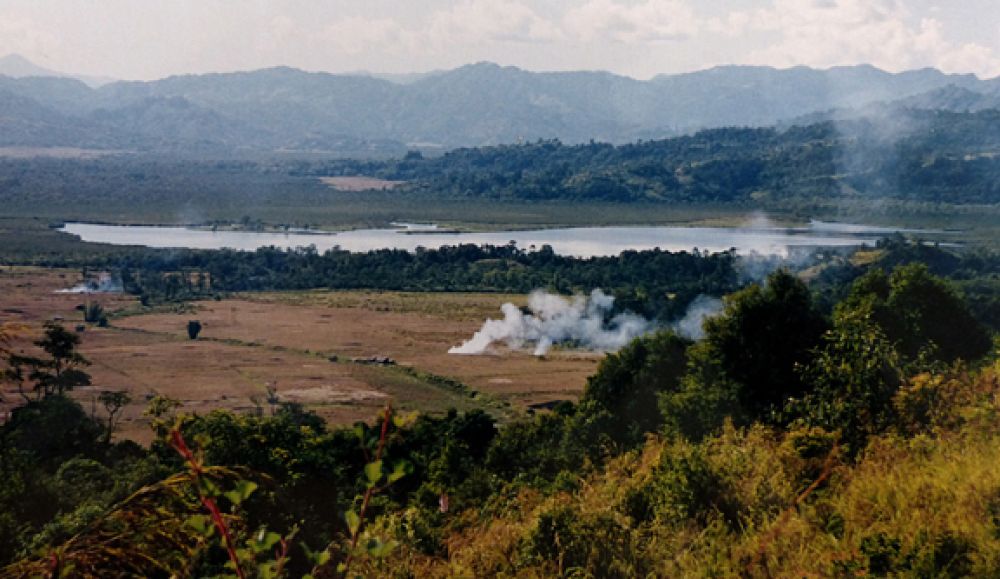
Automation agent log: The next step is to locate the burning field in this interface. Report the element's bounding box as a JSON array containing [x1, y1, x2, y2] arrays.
[[1, 269, 605, 441]]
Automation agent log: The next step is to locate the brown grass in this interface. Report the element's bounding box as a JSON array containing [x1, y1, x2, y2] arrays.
[[115, 294, 600, 408], [320, 176, 406, 191], [1, 270, 599, 442]]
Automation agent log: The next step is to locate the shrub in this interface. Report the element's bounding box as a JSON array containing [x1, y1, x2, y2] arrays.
[[187, 320, 202, 340]]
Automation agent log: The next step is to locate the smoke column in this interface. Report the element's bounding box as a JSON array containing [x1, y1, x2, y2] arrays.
[[449, 289, 651, 356], [671, 295, 723, 340]]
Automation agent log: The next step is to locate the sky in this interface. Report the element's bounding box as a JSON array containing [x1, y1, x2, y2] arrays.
[[1, 0, 999, 81]]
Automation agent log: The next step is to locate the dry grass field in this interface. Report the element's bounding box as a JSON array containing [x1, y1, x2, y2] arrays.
[[320, 176, 406, 191], [115, 292, 602, 407], [1, 269, 600, 442]]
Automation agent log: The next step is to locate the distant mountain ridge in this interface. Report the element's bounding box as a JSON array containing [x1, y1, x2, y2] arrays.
[[1, 55, 998, 154], [0, 53, 116, 88]]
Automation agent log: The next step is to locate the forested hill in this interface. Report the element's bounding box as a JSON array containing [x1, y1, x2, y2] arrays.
[[313, 109, 1000, 205]]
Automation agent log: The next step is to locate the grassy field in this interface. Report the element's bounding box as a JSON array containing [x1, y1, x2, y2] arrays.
[[0, 269, 601, 442]]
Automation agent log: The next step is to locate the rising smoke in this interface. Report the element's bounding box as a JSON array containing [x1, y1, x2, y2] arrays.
[[55, 273, 123, 294], [449, 289, 651, 356], [671, 294, 723, 340], [449, 289, 726, 356]]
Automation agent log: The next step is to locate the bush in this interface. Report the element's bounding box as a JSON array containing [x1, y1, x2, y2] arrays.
[[575, 331, 690, 450], [82, 302, 107, 326], [524, 504, 638, 576]]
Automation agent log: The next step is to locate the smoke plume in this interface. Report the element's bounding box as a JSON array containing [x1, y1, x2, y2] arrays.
[[449, 289, 651, 356], [56, 273, 123, 294], [671, 295, 723, 340]]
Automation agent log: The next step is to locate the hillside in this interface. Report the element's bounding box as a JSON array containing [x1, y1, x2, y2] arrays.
[[1, 255, 997, 577], [315, 109, 1000, 206]]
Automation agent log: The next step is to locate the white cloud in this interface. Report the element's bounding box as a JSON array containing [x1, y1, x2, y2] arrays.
[[730, 0, 1000, 77], [3, 1, 1000, 80], [427, 0, 562, 44], [323, 16, 419, 56], [320, 0, 559, 59], [564, 0, 701, 44]]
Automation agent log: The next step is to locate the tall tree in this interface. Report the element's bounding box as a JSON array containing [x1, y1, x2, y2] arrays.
[[701, 270, 828, 417]]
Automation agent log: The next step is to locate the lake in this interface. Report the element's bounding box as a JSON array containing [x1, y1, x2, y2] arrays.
[[59, 221, 921, 258]]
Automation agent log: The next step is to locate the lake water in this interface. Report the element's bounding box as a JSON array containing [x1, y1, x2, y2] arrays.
[[59, 221, 919, 258]]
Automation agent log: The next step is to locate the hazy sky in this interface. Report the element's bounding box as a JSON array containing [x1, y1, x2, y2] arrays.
[[2, 0, 999, 80]]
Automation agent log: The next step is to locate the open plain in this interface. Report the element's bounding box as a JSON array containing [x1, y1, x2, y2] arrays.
[[0, 268, 600, 442]]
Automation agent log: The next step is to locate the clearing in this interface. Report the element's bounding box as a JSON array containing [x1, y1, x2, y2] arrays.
[[1, 269, 599, 442], [320, 176, 406, 191]]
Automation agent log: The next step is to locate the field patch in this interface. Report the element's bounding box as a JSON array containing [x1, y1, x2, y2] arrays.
[[1, 271, 600, 442], [320, 176, 406, 191], [115, 292, 601, 407]]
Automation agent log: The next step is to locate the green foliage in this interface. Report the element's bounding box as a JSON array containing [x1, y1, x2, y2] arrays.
[[790, 264, 994, 453], [106, 243, 739, 322], [702, 270, 828, 417], [658, 340, 746, 440], [0, 402, 168, 570], [1, 395, 104, 465], [484, 411, 582, 487], [0, 250, 995, 576], [524, 504, 640, 577], [838, 263, 992, 365], [575, 330, 691, 449], [82, 301, 107, 326], [5, 322, 91, 400], [793, 310, 902, 454]]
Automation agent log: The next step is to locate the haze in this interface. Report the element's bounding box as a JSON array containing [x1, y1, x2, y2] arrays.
[[2, 0, 999, 81]]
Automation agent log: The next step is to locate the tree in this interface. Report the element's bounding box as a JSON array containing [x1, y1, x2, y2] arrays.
[[98, 390, 132, 444], [837, 264, 992, 365], [794, 309, 903, 454], [6, 322, 91, 401], [574, 331, 691, 449], [700, 270, 828, 418], [1, 395, 104, 464]]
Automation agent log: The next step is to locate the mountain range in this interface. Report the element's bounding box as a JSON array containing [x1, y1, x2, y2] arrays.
[[1, 54, 999, 155]]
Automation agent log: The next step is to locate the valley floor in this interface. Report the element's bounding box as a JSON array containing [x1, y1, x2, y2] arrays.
[[0, 268, 599, 441]]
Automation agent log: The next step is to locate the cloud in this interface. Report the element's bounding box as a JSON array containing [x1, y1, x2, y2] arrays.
[[322, 0, 559, 58], [428, 0, 562, 44], [729, 0, 1000, 77], [324, 16, 419, 56], [5, 1, 1000, 82], [564, 0, 701, 44]]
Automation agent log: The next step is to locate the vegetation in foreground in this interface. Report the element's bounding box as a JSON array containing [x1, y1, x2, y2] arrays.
[[1, 255, 997, 577]]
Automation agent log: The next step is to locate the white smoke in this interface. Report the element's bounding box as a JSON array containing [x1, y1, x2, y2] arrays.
[[55, 273, 123, 294], [671, 294, 723, 340], [449, 289, 651, 356]]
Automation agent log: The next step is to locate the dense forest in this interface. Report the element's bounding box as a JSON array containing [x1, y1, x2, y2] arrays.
[[309, 109, 1000, 205], [2, 257, 996, 576]]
